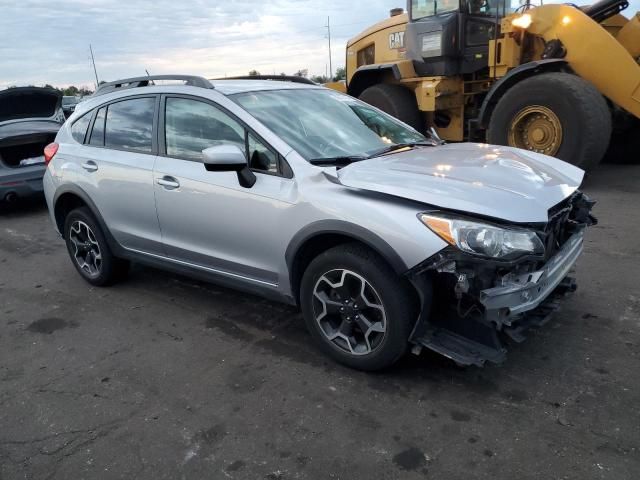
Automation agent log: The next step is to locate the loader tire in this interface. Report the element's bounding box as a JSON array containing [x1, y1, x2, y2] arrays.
[[488, 72, 611, 170], [359, 83, 423, 131]]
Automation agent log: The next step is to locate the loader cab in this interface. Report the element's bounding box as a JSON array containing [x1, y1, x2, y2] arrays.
[[405, 0, 517, 76]]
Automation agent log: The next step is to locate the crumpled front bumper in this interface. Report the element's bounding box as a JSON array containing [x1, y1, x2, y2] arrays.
[[408, 230, 586, 367], [480, 229, 584, 326]]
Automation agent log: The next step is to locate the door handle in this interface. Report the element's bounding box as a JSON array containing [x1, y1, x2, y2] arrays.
[[157, 176, 180, 189], [81, 161, 98, 172]]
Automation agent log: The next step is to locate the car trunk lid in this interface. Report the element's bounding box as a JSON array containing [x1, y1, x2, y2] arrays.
[[0, 87, 62, 124]]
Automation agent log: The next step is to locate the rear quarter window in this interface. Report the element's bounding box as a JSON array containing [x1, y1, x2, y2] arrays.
[[71, 112, 92, 144], [89, 107, 106, 146]]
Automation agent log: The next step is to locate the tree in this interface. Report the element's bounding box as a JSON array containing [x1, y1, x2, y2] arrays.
[[333, 67, 346, 82], [294, 69, 308, 78], [248, 70, 260, 76], [310, 75, 329, 84], [63, 86, 79, 96], [3, 83, 93, 96], [279, 72, 287, 76]]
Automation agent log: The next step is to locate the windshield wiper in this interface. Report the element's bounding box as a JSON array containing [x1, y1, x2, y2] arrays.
[[309, 155, 367, 166], [366, 141, 437, 159]]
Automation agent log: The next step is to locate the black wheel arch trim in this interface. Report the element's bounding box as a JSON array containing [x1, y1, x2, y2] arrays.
[[285, 219, 409, 284], [478, 59, 569, 128], [347, 64, 402, 98], [53, 185, 125, 257]]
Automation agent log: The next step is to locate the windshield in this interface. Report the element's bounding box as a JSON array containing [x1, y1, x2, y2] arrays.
[[411, 0, 516, 19], [411, 0, 460, 19], [467, 0, 517, 16], [231, 89, 428, 162]]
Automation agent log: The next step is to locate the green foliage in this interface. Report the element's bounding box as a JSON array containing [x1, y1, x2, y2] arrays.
[[333, 67, 346, 82], [310, 75, 329, 84]]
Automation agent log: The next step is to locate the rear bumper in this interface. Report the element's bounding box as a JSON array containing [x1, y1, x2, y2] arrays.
[[0, 165, 46, 200], [479, 229, 584, 325]]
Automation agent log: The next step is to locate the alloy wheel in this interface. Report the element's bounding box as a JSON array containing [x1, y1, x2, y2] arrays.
[[69, 220, 102, 277], [312, 269, 387, 355]]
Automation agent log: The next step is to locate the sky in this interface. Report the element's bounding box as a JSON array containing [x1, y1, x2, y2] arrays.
[[1, 0, 638, 89]]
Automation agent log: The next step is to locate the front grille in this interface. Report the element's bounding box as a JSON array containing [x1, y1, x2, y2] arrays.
[[543, 207, 572, 259]]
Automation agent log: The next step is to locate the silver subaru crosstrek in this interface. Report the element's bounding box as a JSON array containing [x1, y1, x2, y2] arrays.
[[43, 75, 595, 370]]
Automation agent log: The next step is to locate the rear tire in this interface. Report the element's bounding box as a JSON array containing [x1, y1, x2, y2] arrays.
[[358, 83, 423, 131], [299, 243, 417, 371], [63, 207, 129, 286], [488, 72, 611, 170]]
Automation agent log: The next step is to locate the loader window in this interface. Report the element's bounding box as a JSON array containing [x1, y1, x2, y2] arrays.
[[466, 0, 515, 17], [411, 0, 459, 20], [357, 44, 375, 67]]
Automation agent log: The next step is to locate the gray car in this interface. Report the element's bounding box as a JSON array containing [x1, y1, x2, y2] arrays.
[[1, 87, 65, 203], [43, 75, 595, 370]]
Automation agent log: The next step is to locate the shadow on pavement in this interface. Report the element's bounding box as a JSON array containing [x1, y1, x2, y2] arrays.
[[0, 193, 47, 216]]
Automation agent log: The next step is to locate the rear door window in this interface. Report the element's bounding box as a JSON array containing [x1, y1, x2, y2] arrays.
[[89, 107, 106, 146], [104, 97, 155, 153], [71, 112, 91, 144]]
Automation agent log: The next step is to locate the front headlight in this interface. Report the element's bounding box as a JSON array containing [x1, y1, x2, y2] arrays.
[[511, 13, 532, 29], [419, 214, 544, 259]]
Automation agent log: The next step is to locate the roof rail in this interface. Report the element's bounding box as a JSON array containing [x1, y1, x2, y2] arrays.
[[94, 75, 213, 96], [218, 75, 317, 85]]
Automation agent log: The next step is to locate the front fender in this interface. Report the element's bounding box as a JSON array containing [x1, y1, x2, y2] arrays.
[[478, 59, 569, 127], [347, 63, 402, 98]]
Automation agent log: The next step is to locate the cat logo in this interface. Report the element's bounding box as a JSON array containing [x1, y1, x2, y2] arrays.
[[388, 31, 405, 49]]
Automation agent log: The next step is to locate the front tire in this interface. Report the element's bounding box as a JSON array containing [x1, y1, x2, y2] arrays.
[[63, 207, 129, 286], [488, 72, 612, 170], [358, 83, 423, 131], [299, 243, 417, 371]]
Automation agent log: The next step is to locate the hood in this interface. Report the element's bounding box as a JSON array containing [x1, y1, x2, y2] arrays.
[[336, 143, 584, 223], [0, 87, 63, 124]]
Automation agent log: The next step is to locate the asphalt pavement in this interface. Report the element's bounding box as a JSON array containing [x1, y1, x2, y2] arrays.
[[0, 164, 638, 480]]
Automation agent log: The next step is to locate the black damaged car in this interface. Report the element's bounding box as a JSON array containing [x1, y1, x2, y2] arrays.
[[0, 87, 65, 203]]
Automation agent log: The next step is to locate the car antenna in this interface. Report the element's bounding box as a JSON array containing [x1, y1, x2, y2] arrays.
[[145, 69, 155, 86], [89, 44, 100, 89]]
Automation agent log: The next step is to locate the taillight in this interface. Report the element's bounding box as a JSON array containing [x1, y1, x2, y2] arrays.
[[43, 142, 59, 165]]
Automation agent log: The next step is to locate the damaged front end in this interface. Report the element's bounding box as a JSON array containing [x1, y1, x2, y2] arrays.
[[406, 192, 596, 367]]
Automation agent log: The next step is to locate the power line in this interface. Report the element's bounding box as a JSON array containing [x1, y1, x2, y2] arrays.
[[325, 16, 333, 81]]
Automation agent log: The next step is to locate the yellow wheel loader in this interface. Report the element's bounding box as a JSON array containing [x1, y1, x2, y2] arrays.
[[329, 0, 640, 169]]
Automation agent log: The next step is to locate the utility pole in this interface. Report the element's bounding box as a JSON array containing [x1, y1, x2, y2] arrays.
[[89, 44, 99, 88], [325, 16, 333, 81]]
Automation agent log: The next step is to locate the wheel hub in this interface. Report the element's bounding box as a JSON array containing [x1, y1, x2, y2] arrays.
[[508, 105, 563, 156]]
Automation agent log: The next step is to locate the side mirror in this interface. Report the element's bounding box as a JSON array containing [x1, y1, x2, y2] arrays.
[[202, 144, 256, 188]]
